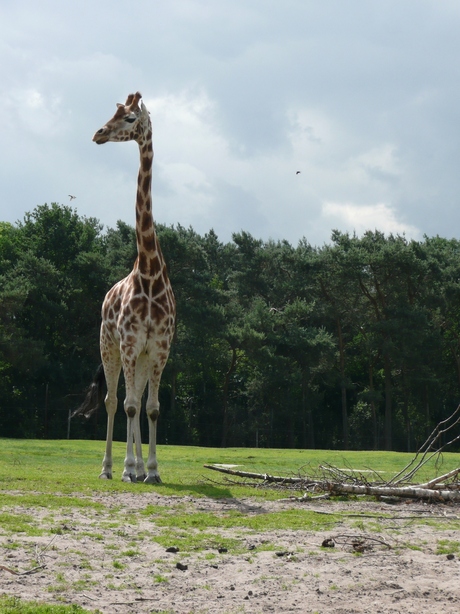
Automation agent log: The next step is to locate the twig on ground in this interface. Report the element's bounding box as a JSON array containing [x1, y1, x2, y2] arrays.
[[330, 533, 393, 551], [0, 563, 46, 576], [0, 534, 57, 576], [203, 464, 306, 484]]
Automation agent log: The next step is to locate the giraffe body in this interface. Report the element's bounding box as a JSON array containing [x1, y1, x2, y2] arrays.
[[93, 92, 175, 483]]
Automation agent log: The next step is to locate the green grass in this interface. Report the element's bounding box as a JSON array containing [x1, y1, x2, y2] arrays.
[[436, 539, 460, 555], [151, 504, 340, 554], [153, 527, 244, 553], [1, 438, 459, 499], [0, 595, 99, 613], [0, 511, 45, 536]]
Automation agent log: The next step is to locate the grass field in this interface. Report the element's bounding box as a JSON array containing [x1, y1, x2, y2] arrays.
[[1, 438, 459, 498], [1, 439, 459, 613]]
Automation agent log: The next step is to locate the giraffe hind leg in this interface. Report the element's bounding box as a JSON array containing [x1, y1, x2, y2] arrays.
[[100, 345, 121, 480], [133, 353, 150, 482], [144, 373, 162, 484]]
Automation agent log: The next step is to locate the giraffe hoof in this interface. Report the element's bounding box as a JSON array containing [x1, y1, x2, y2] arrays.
[[137, 474, 146, 482], [99, 472, 112, 480], [144, 474, 162, 485], [122, 473, 137, 483]]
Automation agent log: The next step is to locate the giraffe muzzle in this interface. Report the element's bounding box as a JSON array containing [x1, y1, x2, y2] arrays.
[[93, 129, 109, 144]]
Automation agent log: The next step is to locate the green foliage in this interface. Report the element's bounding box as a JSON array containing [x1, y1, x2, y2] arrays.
[[3, 203, 460, 450]]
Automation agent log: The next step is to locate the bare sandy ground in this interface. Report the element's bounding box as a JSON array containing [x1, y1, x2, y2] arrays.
[[1, 492, 460, 613]]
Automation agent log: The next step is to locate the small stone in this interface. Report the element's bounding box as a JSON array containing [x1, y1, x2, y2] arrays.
[[447, 554, 455, 560], [166, 546, 180, 553], [322, 538, 335, 548], [176, 562, 188, 571], [218, 547, 228, 553]]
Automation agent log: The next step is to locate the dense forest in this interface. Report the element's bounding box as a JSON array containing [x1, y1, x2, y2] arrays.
[[1, 202, 460, 452]]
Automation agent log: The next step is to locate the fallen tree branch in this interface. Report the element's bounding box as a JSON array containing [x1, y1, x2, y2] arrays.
[[322, 481, 460, 501], [204, 464, 460, 501], [389, 404, 460, 486], [203, 464, 306, 484], [421, 467, 460, 489], [204, 405, 460, 503]]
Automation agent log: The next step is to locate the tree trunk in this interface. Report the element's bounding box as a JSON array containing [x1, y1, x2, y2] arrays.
[[337, 318, 349, 449], [221, 346, 237, 447], [384, 353, 392, 450], [302, 373, 315, 448], [368, 361, 378, 450], [401, 369, 411, 452]]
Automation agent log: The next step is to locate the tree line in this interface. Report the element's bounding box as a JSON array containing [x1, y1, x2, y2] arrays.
[[1, 202, 460, 451]]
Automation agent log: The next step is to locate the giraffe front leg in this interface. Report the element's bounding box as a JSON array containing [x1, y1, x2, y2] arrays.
[[133, 411, 146, 482], [132, 354, 149, 482], [122, 401, 139, 482], [144, 380, 161, 484], [144, 409, 161, 484]]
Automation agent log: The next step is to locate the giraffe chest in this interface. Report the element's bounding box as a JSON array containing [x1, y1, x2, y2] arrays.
[[102, 274, 175, 352]]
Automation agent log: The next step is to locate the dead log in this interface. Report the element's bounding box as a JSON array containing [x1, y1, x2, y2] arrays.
[[203, 464, 460, 502], [203, 464, 305, 484], [322, 481, 460, 502]]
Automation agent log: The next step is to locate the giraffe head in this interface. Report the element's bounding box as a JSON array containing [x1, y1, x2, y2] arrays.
[[93, 92, 151, 145]]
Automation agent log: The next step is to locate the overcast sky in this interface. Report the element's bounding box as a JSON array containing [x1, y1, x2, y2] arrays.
[[1, 0, 460, 247]]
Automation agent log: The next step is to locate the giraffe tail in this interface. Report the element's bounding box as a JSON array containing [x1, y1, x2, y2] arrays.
[[72, 364, 106, 419]]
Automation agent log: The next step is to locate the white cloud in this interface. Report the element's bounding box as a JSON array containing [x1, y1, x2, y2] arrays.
[[350, 144, 401, 185], [146, 90, 224, 164], [2, 88, 65, 138], [321, 202, 420, 238]]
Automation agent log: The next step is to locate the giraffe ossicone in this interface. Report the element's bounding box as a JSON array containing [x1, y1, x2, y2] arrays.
[[76, 92, 175, 484]]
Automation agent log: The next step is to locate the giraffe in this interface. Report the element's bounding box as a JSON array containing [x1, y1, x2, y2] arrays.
[[76, 92, 175, 484]]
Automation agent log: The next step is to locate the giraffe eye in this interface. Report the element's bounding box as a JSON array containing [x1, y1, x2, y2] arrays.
[[124, 117, 136, 124]]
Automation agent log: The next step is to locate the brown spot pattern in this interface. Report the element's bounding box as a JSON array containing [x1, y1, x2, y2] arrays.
[[138, 252, 147, 273], [142, 232, 156, 253], [141, 212, 151, 232]]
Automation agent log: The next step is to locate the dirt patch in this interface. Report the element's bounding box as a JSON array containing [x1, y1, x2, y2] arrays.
[[1, 492, 460, 613]]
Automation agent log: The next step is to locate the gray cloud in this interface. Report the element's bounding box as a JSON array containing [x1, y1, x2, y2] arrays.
[[1, 1, 460, 245]]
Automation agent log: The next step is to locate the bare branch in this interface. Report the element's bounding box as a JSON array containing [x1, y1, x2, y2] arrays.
[[203, 464, 306, 484]]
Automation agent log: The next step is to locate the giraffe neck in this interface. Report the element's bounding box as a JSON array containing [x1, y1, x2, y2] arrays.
[[134, 137, 164, 277]]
